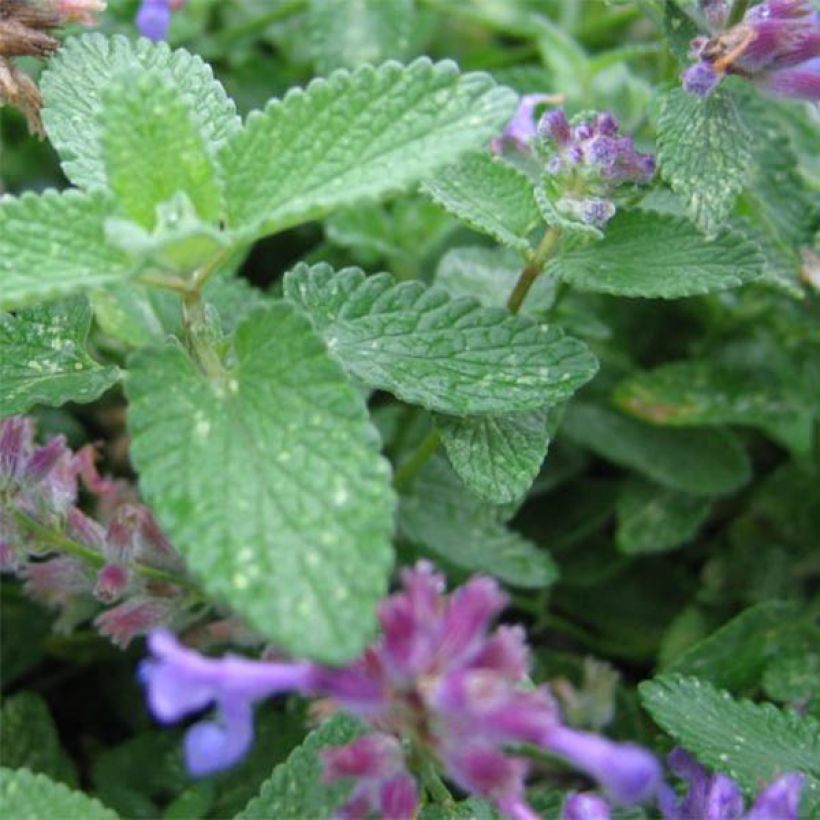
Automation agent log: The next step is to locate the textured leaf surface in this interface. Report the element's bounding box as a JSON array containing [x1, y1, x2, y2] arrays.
[[640, 675, 820, 812], [562, 402, 751, 496], [616, 478, 711, 555], [436, 409, 550, 504], [552, 210, 762, 297], [307, 0, 417, 73], [236, 714, 365, 820], [656, 86, 753, 234], [0, 298, 120, 416], [284, 263, 597, 415], [41, 33, 239, 190], [126, 304, 395, 662], [399, 456, 557, 588], [219, 59, 517, 235], [0, 767, 118, 819], [101, 72, 221, 228], [0, 191, 131, 310], [423, 152, 541, 251]]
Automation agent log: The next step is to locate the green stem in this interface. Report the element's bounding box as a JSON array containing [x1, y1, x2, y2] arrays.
[[727, 0, 751, 26], [393, 430, 441, 491], [183, 291, 226, 381], [13, 509, 201, 592], [420, 759, 454, 806], [506, 227, 562, 315]]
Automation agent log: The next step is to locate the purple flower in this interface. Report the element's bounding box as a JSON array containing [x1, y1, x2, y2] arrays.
[[136, 0, 185, 42], [491, 93, 555, 154], [563, 792, 611, 820]]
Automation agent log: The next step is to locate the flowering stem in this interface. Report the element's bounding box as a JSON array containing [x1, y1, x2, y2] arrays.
[[506, 227, 562, 315], [727, 0, 751, 26], [13, 509, 202, 593], [393, 429, 441, 490], [183, 291, 226, 381], [419, 758, 455, 806]]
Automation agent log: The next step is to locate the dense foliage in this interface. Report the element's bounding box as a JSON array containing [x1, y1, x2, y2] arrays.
[[0, 1, 818, 818]]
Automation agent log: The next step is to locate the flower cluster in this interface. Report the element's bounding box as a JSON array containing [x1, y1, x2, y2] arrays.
[[0, 416, 188, 646], [683, 0, 820, 101], [141, 562, 662, 818], [135, 0, 186, 42]]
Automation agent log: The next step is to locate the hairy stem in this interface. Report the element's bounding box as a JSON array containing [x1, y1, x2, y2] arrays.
[[506, 227, 562, 315], [393, 429, 441, 490]]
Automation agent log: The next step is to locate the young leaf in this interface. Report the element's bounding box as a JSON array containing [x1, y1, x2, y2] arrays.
[[100, 72, 222, 229], [0, 190, 132, 310], [656, 86, 754, 234], [125, 304, 395, 663], [551, 210, 763, 298], [0, 297, 120, 416], [0, 767, 118, 819], [236, 714, 365, 820], [41, 33, 239, 190], [422, 152, 541, 252], [398, 455, 557, 588], [616, 478, 711, 555], [283, 263, 597, 415], [219, 59, 517, 236], [562, 402, 751, 496], [435, 409, 550, 504], [640, 675, 820, 813]]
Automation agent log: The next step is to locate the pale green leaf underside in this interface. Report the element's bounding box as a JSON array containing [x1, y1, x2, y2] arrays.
[[284, 263, 597, 415], [657, 86, 754, 234], [399, 455, 557, 588], [552, 210, 762, 298], [436, 409, 550, 504], [640, 675, 820, 813], [219, 59, 517, 235], [125, 304, 395, 662], [562, 402, 751, 496], [0, 768, 118, 819], [236, 714, 365, 820], [615, 477, 711, 555], [101, 72, 222, 229], [0, 190, 132, 311], [422, 152, 541, 251], [0, 298, 120, 416], [41, 33, 239, 190]]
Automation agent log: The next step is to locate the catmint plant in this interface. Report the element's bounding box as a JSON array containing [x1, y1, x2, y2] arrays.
[[0, 0, 817, 817]]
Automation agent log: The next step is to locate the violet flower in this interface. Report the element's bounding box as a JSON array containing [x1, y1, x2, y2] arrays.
[[136, 0, 186, 42], [683, 0, 820, 101], [563, 792, 611, 820], [491, 93, 556, 154], [140, 562, 663, 817], [660, 748, 805, 820]]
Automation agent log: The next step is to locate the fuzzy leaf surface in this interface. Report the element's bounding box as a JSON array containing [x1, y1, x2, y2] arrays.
[[562, 402, 751, 496], [436, 409, 550, 504], [0, 298, 120, 416], [422, 152, 541, 251], [284, 263, 597, 415], [399, 455, 557, 588], [0, 190, 131, 310], [219, 59, 517, 235], [0, 768, 118, 819], [126, 304, 395, 662], [41, 34, 238, 190], [640, 675, 820, 813], [552, 210, 762, 297], [656, 86, 754, 234], [236, 714, 365, 819]]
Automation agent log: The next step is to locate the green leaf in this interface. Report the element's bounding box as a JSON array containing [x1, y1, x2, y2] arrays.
[[551, 210, 762, 297], [284, 263, 597, 415], [656, 86, 754, 234], [663, 601, 804, 691], [0, 768, 118, 819], [0, 190, 132, 310], [763, 650, 820, 710], [0, 297, 120, 416], [398, 455, 557, 588], [306, 0, 417, 73], [422, 152, 541, 252], [614, 360, 815, 455], [125, 304, 395, 662], [435, 409, 550, 504], [236, 714, 365, 820], [561, 402, 751, 496], [101, 72, 222, 229], [421, 797, 502, 819], [615, 478, 711, 555], [0, 693, 77, 787], [219, 59, 517, 235], [41, 33, 239, 190], [640, 675, 820, 813]]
